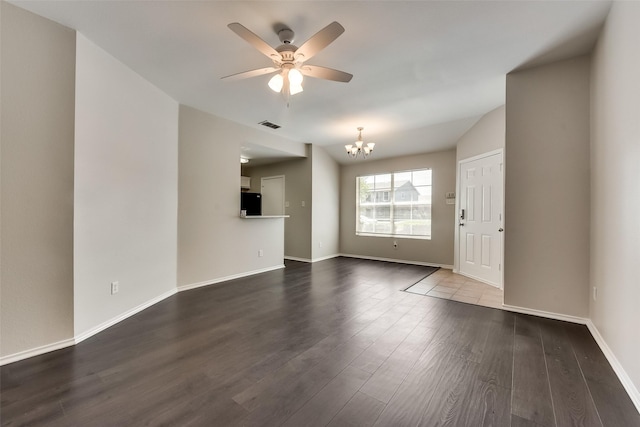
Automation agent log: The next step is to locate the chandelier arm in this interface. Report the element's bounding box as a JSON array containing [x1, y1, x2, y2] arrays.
[[347, 127, 373, 159]]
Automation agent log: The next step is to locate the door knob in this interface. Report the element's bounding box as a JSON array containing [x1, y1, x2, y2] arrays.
[[498, 228, 504, 232]]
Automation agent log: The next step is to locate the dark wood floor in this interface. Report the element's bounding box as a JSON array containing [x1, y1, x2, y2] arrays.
[[1, 258, 639, 426]]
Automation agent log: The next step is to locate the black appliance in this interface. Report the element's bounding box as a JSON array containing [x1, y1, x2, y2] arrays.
[[241, 192, 262, 216]]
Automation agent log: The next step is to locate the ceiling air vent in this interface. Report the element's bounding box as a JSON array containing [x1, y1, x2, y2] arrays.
[[259, 120, 281, 130]]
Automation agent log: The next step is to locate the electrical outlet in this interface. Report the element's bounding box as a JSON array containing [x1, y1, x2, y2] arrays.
[[258, 249, 263, 257], [301, 201, 306, 207], [111, 281, 119, 295], [593, 286, 597, 301], [319, 241, 323, 248]]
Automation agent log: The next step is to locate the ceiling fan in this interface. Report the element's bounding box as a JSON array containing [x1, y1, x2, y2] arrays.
[[222, 21, 353, 102]]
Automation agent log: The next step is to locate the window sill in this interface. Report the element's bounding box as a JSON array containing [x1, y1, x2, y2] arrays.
[[356, 232, 431, 240]]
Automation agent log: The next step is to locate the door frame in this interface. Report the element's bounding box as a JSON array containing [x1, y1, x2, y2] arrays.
[[260, 175, 285, 216], [453, 149, 505, 289]]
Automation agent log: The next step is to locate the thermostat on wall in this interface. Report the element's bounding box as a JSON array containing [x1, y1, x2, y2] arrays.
[[445, 192, 455, 205]]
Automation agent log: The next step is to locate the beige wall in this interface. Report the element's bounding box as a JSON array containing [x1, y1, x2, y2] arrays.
[[456, 105, 505, 162], [311, 145, 341, 260], [504, 56, 590, 317], [340, 150, 457, 266], [1, 3, 76, 357], [73, 34, 179, 337], [590, 1, 640, 399], [244, 147, 313, 260], [178, 106, 288, 287]]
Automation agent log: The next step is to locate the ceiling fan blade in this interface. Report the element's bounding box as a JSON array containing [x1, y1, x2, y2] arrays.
[[300, 65, 353, 83], [221, 67, 280, 81], [227, 23, 280, 60], [294, 21, 345, 62]]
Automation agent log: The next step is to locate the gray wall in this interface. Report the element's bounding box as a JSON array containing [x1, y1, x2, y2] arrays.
[[73, 34, 179, 338], [590, 1, 640, 398], [340, 150, 457, 266], [1, 3, 76, 357], [311, 145, 341, 260], [504, 56, 590, 317], [178, 106, 288, 287], [456, 105, 505, 162], [244, 147, 313, 260]]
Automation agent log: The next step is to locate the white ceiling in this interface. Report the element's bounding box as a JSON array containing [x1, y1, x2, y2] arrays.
[[12, 0, 611, 164]]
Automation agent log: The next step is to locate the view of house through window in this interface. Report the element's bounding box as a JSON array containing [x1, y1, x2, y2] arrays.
[[356, 168, 432, 239]]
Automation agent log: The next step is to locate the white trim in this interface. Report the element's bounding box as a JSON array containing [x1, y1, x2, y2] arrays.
[[339, 253, 452, 270], [2, 264, 287, 365], [455, 148, 505, 287], [177, 264, 285, 292], [312, 254, 340, 263], [74, 288, 178, 344], [500, 305, 640, 413], [586, 320, 640, 413], [457, 271, 501, 289], [459, 148, 505, 164], [501, 304, 588, 324], [284, 256, 312, 263], [0, 338, 76, 366], [285, 254, 340, 263]]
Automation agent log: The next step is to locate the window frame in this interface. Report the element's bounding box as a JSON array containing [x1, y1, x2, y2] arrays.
[[355, 168, 432, 240]]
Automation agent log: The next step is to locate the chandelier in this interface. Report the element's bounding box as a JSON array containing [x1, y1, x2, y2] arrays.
[[345, 127, 375, 158]]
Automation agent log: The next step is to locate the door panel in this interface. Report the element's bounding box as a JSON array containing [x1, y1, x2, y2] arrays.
[[481, 235, 491, 267], [459, 152, 503, 288], [261, 176, 285, 216], [466, 234, 475, 262], [466, 186, 475, 221]]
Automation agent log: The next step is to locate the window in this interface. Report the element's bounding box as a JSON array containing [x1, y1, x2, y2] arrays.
[[356, 168, 432, 239]]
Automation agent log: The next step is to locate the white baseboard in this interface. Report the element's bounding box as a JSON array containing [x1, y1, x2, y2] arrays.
[[285, 254, 340, 263], [586, 320, 640, 413], [456, 271, 502, 289], [0, 337, 76, 366], [284, 256, 312, 263], [339, 253, 453, 270], [501, 304, 588, 325], [177, 264, 285, 292], [502, 304, 640, 413], [74, 288, 178, 344], [312, 254, 340, 263]]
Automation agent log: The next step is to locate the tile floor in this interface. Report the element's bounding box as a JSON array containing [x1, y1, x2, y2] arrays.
[[406, 268, 503, 309]]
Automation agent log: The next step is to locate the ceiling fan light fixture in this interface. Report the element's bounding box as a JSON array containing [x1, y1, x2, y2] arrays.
[[223, 22, 351, 104], [289, 68, 303, 85], [290, 82, 304, 95], [268, 73, 283, 92]]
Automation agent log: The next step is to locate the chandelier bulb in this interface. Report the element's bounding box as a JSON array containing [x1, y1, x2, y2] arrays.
[[347, 127, 373, 159]]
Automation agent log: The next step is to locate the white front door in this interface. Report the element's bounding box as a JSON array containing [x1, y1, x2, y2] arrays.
[[261, 175, 285, 216], [458, 152, 503, 288]]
